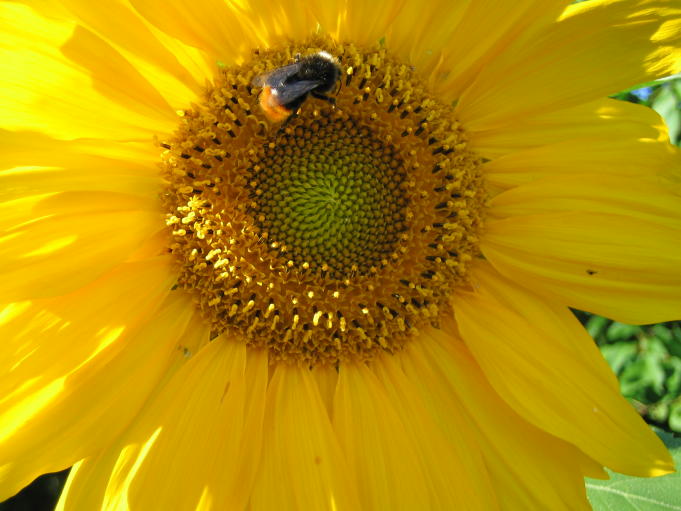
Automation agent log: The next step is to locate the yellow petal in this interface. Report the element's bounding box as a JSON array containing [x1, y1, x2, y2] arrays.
[[250, 364, 360, 511], [59, 0, 205, 97], [371, 352, 496, 510], [333, 362, 431, 510], [483, 176, 681, 324], [0, 3, 175, 140], [0, 131, 162, 200], [60, 26, 176, 122], [120, 338, 247, 509], [55, 460, 102, 511], [484, 137, 681, 191], [489, 173, 681, 228], [470, 98, 670, 159], [0, 130, 157, 168], [457, 0, 681, 132], [385, 0, 468, 74], [130, 0, 259, 65], [221, 348, 268, 508], [0, 258, 183, 501], [451, 262, 673, 476], [57, 343, 268, 511], [313, 363, 338, 416], [310, 0, 404, 49], [0, 191, 164, 300], [412, 335, 592, 510], [234, 0, 316, 48], [430, 0, 571, 100]]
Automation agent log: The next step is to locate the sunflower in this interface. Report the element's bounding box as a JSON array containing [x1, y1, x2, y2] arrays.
[[2, 0, 681, 509]]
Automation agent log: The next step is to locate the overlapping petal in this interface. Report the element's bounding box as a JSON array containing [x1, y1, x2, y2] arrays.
[[405, 336, 593, 510], [59, 0, 207, 94], [0, 258, 181, 500], [426, 0, 571, 98], [456, 0, 681, 132], [57, 338, 268, 510], [250, 365, 360, 511], [471, 98, 670, 159], [0, 3, 178, 140], [452, 262, 673, 476], [372, 354, 497, 509], [129, 0, 258, 64], [483, 173, 681, 324], [333, 363, 431, 509]]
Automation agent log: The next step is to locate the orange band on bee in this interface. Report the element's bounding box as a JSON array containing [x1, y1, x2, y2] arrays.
[[259, 87, 293, 122]]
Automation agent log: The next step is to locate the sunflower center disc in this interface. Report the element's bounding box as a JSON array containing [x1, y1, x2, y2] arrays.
[[161, 37, 486, 365], [250, 121, 407, 278]]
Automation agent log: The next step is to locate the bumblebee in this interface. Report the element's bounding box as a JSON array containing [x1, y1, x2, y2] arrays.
[[253, 51, 341, 122]]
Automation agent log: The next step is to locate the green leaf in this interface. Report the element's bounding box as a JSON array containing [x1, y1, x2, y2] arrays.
[[587, 430, 681, 510], [670, 402, 681, 434], [649, 402, 670, 424], [665, 359, 681, 397], [600, 341, 637, 375], [606, 322, 640, 342], [587, 315, 611, 341], [667, 325, 681, 358], [619, 356, 666, 400], [652, 86, 681, 144], [651, 324, 673, 345]]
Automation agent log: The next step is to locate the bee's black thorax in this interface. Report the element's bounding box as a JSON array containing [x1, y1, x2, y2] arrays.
[[293, 54, 340, 94]]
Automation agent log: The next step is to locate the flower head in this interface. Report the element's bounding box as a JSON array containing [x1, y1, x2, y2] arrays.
[[1, 1, 681, 509]]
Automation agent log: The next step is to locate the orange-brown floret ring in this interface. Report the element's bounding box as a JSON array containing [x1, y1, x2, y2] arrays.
[[161, 36, 486, 365]]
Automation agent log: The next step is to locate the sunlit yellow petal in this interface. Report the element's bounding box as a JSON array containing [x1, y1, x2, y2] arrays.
[[60, 26, 175, 123], [55, 460, 101, 511], [2, 1, 679, 508], [0, 192, 164, 300], [457, 0, 681, 132], [484, 137, 680, 191], [108, 338, 251, 510], [333, 362, 431, 509], [0, 156, 161, 202], [130, 0, 259, 64], [431, 0, 571, 100], [0, 258, 182, 501], [470, 98, 670, 158], [0, 130, 157, 171], [483, 176, 681, 324], [0, 3, 176, 140], [489, 173, 681, 227], [59, 0, 205, 97], [233, 0, 316, 48], [372, 353, 497, 509], [452, 261, 673, 476], [411, 336, 592, 510], [307, 0, 403, 49], [313, 363, 338, 415], [250, 365, 361, 511]]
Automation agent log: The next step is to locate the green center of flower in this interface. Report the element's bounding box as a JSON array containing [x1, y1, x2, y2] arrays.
[[249, 120, 407, 278], [161, 36, 486, 365]]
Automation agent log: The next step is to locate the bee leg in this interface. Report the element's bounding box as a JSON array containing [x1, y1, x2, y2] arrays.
[[311, 92, 336, 106]]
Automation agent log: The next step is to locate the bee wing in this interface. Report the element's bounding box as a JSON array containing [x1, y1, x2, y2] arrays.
[[252, 62, 302, 87], [273, 80, 324, 105]]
